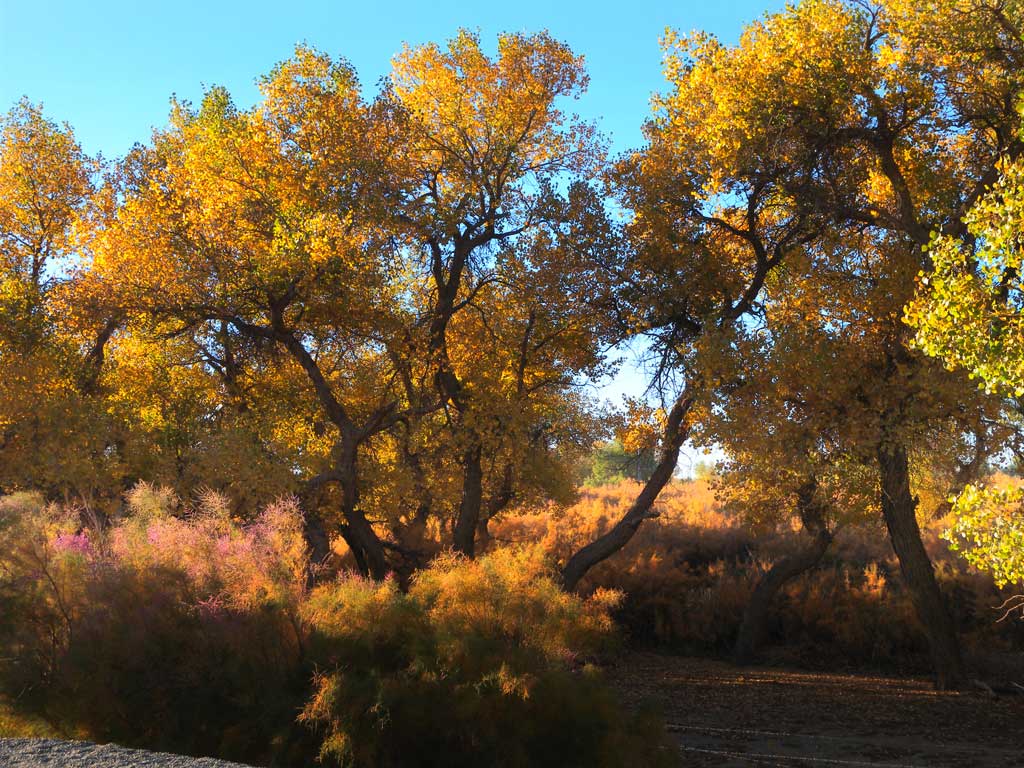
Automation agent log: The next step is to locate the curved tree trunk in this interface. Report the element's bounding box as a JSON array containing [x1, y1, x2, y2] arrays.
[[339, 443, 390, 580], [299, 472, 339, 586], [338, 524, 369, 576], [735, 478, 832, 664], [343, 509, 389, 580], [561, 391, 694, 591], [300, 452, 391, 583], [878, 440, 965, 690]]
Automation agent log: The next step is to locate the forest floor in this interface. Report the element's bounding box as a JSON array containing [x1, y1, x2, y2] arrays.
[[608, 652, 1023, 768]]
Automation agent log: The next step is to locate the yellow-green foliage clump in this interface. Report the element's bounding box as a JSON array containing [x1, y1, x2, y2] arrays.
[[301, 548, 676, 768], [944, 479, 1024, 591]]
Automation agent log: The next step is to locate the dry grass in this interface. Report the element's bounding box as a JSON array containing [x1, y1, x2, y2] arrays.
[[0, 695, 58, 738]]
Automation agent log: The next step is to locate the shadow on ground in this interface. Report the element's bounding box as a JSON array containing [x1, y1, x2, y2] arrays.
[[608, 653, 1023, 767]]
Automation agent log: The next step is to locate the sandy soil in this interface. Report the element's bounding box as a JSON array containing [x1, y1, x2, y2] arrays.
[[0, 739, 256, 768]]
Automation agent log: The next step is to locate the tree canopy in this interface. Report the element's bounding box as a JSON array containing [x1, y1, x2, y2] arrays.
[[4, 1, 1024, 687]]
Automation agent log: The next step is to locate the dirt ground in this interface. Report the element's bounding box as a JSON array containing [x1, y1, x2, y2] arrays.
[[608, 653, 1023, 767]]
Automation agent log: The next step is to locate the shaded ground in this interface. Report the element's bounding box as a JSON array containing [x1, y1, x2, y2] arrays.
[[608, 653, 1023, 767], [3, 657, 1020, 767]]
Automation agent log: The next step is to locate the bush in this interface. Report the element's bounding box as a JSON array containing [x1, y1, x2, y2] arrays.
[[0, 487, 315, 765], [1, 490, 679, 766], [301, 549, 677, 768]]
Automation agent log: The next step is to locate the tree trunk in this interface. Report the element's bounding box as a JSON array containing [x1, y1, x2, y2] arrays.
[[338, 525, 369, 576], [735, 479, 832, 664], [474, 462, 515, 554], [302, 510, 332, 585], [338, 445, 390, 580], [453, 444, 484, 557], [878, 440, 966, 690], [298, 472, 339, 586], [343, 509, 389, 580], [561, 392, 694, 591]]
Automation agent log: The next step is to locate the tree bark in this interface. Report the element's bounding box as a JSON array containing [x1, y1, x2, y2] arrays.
[[735, 479, 832, 664], [878, 440, 966, 690], [338, 443, 390, 579], [452, 445, 484, 557], [474, 462, 515, 553], [302, 510, 332, 581], [298, 472, 339, 586], [561, 391, 694, 591], [79, 316, 120, 395], [343, 509, 389, 580], [299, 460, 390, 582]]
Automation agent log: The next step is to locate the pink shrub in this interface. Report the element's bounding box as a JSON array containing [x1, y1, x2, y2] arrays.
[[53, 532, 92, 556], [0, 485, 315, 765], [106, 484, 308, 612]]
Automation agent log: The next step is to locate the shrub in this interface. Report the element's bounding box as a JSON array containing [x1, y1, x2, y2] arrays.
[[301, 549, 677, 768], [1, 490, 680, 766], [0, 487, 315, 765]]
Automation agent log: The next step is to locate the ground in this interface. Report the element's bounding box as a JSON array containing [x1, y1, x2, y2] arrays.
[[3, 654, 1022, 766], [609, 653, 1023, 767], [0, 739, 252, 767]]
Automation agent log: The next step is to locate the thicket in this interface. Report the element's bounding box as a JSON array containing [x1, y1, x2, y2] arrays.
[[0, 487, 677, 767], [6, 477, 1019, 763], [495, 482, 1024, 674], [301, 552, 673, 768]]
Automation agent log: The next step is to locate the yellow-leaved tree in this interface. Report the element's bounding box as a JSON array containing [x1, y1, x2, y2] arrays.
[[635, 0, 1024, 688], [90, 34, 617, 579], [0, 100, 129, 506]]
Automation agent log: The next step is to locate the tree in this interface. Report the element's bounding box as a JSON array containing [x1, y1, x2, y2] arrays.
[[382, 31, 612, 558], [643, 0, 1024, 687], [908, 108, 1024, 395], [558, 8, 832, 588], [907, 104, 1024, 607], [90, 34, 614, 577], [698, 263, 1001, 663], [0, 100, 126, 505], [90, 56, 407, 575]]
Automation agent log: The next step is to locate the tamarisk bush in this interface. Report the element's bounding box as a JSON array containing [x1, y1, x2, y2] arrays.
[[0, 487, 676, 767], [300, 548, 677, 768], [0, 486, 315, 763]]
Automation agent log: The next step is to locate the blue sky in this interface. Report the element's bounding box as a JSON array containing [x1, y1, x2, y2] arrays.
[[1, 0, 780, 162], [0, 0, 780, 472]]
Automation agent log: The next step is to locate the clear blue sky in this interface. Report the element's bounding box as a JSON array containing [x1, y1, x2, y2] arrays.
[[1, 0, 780, 160], [0, 0, 779, 472]]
